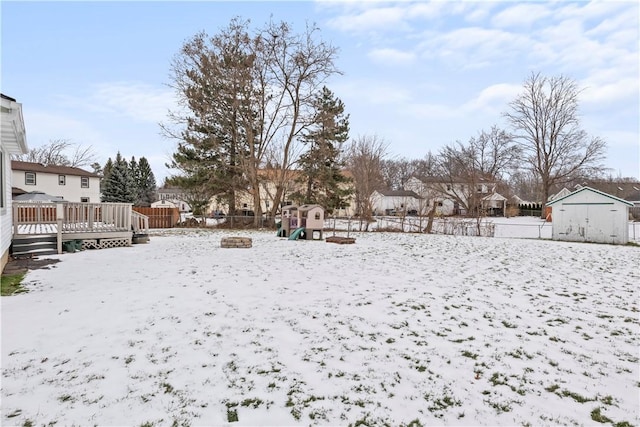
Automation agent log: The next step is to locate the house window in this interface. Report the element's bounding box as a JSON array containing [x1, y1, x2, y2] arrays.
[[446, 184, 452, 191], [59, 175, 66, 185], [265, 201, 270, 208], [81, 197, 90, 203], [315, 212, 321, 220], [81, 177, 89, 188], [477, 186, 483, 193], [25, 172, 36, 185]]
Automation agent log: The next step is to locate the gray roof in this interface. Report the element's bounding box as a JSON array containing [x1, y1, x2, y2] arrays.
[[376, 189, 422, 198], [547, 186, 634, 207], [14, 191, 65, 202]]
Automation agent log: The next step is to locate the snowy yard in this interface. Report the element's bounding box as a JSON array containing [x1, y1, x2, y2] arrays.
[[2, 227, 639, 426]]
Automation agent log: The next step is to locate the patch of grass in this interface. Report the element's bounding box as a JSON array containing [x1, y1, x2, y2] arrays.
[[58, 393, 73, 402], [590, 407, 612, 424], [544, 384, 560, 393], [601, 395, 615, 405], [501, 320, 517, 328], [240, 397, 263, 408], [461, 350, 478, 360], [489, 372, 507, 387], [560, 389, 595, 403], [1, 273, 27, 296], [161, 382, 174, 394], [226, 402, 239, 422]]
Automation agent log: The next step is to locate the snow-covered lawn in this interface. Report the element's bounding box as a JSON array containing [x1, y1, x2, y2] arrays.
[[2, 228, 639, 426]]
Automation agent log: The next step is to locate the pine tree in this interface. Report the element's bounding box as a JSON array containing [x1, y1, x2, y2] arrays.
[[136, 157, 157, 206], [100, 158, 114, 195], [294, 86, 351, 213], [101, 152, 136, 203]]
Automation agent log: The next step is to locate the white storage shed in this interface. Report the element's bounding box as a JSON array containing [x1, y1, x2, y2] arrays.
[[547, 187, 633, 245]]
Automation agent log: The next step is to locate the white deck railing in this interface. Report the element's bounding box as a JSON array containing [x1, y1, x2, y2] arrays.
[[131, 210, 150, 235], [13, 202, 149, 237]]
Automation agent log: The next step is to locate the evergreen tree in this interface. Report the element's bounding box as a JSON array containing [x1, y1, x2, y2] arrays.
[[101, 152, 136, 203], [100, 158, 114, 195], [136, 157, 157, 206], [293, 86, 351, 213]]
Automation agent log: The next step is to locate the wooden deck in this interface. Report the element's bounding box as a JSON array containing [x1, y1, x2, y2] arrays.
[[13, 202, 149, 254]]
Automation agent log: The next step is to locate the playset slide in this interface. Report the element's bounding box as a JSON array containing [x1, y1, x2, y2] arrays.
[[288, 227, 304, 240]]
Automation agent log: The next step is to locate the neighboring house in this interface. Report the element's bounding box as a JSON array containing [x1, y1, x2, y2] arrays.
[[157, 186, 191, 212], [11, 161, 100, 202], [404, 176, 502, 216], [151, 199, 190, 212], [548, 187, 572, 202], [157, 186, 185, 202], [547, 187, 633, 245], [370, 189, 421, 216], [1, 94, 28, 271], [206, 168, 357, 217]]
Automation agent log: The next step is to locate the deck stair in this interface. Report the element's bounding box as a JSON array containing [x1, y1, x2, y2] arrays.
[[11, 234, 58, 257]]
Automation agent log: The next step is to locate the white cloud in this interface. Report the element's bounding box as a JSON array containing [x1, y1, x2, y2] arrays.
[[367, 48, 416, 65], [491, 3, 553, 29], [580, 77, 639, 107], [418, 27, 531, 69], [326, 5, 409, 33], [462, 83, 522, 115]]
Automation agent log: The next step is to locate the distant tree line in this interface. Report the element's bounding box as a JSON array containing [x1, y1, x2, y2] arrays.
[[161, 16, 621, 223]]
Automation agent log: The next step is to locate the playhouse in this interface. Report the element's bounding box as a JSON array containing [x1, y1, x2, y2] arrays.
[[278, 204, 324, 240]]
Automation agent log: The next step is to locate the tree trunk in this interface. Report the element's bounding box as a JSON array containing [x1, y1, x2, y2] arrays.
[[425, 205, 436, 234]]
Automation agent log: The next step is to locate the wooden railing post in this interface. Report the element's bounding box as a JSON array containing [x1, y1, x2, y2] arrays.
[[56, 203, 64, 254]]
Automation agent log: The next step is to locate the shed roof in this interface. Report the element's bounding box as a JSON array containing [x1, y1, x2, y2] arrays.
[[298, 204, 324, 212], [547, 186, 634, 207]]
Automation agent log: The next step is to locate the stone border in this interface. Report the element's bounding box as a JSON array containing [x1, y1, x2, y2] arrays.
[[221, 237, 252, 248]]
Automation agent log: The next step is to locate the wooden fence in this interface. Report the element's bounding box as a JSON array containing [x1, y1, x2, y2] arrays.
[[132, 207, 180, 228]]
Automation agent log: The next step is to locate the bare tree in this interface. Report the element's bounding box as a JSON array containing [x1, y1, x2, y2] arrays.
[[345, 134, 388, 230], [470, 125, 520, 180], [257, 21, 341, 220], [163, 18, 340, 226], [504, 72, 607, 213], [14, 139, 97, 168]]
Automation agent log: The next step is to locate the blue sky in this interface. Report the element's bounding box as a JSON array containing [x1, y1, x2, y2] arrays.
[[2, 1, 638, 183]]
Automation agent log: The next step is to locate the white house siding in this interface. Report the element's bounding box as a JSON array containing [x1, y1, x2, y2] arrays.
[[1, 95, 28, 271], [12, 164, 100, 202], [370, 191, 420, 215], [1, 148, 14, 269], [548, 187, 632, 245]]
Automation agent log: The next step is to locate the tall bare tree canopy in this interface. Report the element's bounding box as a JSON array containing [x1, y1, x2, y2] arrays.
[[163, 17, 340, 223], [346, 134, 387, 226], [504, 72, 606, 207], [13, 139, 97, 168]]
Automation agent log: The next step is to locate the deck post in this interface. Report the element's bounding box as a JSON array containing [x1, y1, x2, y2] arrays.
[[56, 203, 64, 254]]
